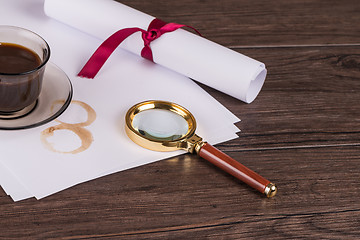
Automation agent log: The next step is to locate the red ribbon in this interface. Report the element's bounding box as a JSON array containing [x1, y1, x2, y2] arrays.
[[78, 18, 201, 78]]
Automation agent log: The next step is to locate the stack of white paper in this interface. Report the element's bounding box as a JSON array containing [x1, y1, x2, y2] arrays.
[[0, 0, 262, 201]]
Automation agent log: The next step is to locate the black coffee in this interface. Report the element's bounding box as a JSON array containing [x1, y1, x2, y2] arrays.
[[0, 43, 43, 112], [0, 43, 41, 74]]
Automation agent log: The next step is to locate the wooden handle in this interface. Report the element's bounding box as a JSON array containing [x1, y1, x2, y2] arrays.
[[198, 143, 277, 197]]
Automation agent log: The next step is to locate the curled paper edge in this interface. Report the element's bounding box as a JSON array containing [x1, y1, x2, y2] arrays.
[[246, 66, 267, 103]]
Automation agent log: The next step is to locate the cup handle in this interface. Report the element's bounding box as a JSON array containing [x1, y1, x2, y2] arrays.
[[198, 142, 277, 197]]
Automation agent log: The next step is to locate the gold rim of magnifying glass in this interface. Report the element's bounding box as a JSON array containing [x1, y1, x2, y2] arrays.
[[125, 100, 198, 152]]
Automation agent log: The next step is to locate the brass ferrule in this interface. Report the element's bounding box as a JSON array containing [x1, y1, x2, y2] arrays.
[[194, 140, 206, 155], [183, 134, 204, 154]]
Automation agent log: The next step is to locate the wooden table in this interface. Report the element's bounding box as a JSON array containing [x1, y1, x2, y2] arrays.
[[1, 0, 359, 239]]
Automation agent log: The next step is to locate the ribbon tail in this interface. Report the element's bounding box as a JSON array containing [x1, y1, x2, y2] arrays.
[[140, 45, 153, 62], [78, 27, 142, 79]]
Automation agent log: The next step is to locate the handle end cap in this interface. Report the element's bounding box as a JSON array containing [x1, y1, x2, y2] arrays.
[[264, 183, 277, 198]]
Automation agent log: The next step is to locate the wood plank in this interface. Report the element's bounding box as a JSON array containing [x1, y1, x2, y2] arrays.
[[0, 146, 359, 239], [118, 0, 360, 47], [199, 46, 360, 150]]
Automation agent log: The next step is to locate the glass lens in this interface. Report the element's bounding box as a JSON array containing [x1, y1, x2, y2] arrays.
[[132, 109, 190, 141]]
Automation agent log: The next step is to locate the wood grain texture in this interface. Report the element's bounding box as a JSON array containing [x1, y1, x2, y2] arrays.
[[208, 46, 360, 150], [1, 0, 359, 239], [119, 0, 360, 47]]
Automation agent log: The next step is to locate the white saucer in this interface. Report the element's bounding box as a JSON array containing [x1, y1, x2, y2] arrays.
[[0, 62, 73, 130]]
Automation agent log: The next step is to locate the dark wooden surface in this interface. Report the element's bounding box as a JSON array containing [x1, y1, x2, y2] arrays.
[[1, 0, 360, 239]]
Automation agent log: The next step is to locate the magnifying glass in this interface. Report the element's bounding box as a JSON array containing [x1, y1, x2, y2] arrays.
[[125, 100, 277, 197]]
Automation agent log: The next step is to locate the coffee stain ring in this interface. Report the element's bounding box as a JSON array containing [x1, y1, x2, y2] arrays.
[[41, 100, 96, 154]]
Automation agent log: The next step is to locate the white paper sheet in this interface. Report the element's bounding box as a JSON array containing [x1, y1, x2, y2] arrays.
[[44, 0, 267, 103], [0, 0, 240, 201], [0, 162, 33, 201]]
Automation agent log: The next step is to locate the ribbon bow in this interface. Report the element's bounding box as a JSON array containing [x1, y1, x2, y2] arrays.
[[78, 18, 200, 78]]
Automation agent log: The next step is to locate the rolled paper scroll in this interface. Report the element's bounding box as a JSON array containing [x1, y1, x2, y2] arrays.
[[44, 0, 267, 103]]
